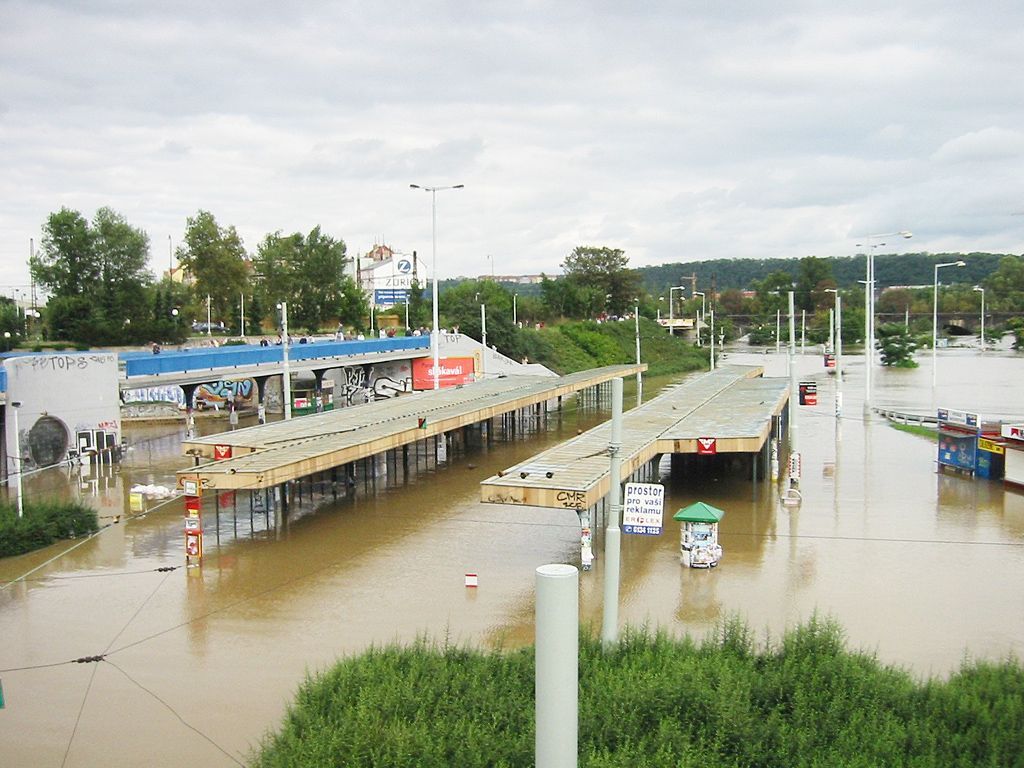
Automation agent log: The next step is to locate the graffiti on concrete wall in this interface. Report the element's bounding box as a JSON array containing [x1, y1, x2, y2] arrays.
[[337, 365, 412, 405]]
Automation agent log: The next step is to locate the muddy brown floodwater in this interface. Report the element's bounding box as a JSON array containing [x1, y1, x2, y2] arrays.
[[1, 346, 1023, 767]]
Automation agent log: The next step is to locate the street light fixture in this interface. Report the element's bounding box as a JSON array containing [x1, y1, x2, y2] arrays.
[[933, 260, 966, 390], [973, 286, 985, 352], [410, 183, 465, 390]]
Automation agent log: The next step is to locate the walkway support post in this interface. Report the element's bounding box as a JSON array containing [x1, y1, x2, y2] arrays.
[[601, 377, 623, 648], [535, 563, 578, 768]]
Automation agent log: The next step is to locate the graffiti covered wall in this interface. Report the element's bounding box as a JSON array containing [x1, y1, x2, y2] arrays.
[[4, 353, 121, 471], [328, 360, 413, 406]]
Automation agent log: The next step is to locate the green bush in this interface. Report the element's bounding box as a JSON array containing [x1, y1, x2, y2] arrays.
[[253, 617, 1024, 767], [0, 500, 99, 558]]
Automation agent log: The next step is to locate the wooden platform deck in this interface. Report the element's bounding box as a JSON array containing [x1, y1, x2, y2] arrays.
[[479, 365, 789, 511], [176, 364, 644, 490]]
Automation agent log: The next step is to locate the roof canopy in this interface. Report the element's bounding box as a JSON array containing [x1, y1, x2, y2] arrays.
[[673, 501, 725, 523]]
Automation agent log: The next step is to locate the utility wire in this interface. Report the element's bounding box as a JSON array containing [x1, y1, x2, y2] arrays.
[[103, 659, 245, 767], [61, 660, 99, 768]]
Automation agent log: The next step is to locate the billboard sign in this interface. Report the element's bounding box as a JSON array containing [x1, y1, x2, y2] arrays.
[[412, 357, 476, 389], [622, 482, 665, 535], [937, 408, 979, 429], [1001, 424, 1024, 441], [374, 289, 410, 306]]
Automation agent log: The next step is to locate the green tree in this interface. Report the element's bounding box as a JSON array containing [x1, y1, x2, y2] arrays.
[[31, 207, 154, 344], [561, 246, 642, 317], [876, 322, 918, 367], [177, 210, 249, 324], [795, 255, 835, 311]]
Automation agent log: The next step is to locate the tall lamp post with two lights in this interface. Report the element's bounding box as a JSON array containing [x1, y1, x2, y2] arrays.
[[410, 183, 465, 390], [693, 291, 705, 346], [855, 230, 912, 411], [933, 260, 966, 390]]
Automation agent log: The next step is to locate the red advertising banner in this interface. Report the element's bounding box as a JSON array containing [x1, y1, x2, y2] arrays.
[[412, 357, 476, 390], [697, 437, 717, 455]]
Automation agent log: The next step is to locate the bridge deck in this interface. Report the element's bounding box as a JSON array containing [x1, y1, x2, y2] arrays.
[[479, 365, 788, 511], [177, 364, 644, 490]]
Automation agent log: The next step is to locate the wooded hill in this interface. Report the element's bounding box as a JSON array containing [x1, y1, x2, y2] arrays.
[[639, 252, 1012, 293]]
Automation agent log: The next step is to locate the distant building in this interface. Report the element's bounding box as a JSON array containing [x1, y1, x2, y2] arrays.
[[358, 245, 419, 308]]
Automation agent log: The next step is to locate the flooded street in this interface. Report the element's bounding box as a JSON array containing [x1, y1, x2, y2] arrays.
[[2, 346, 1023, 767]]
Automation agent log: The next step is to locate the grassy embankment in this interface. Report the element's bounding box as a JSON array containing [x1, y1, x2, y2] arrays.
[[518, 318, 708, 377], [253, 617, 1023, 767], [0, 501, 99, 558], [888, 422, 939, 441]]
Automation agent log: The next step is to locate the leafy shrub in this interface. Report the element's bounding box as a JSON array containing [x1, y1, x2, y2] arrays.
[[0, 500, 99, 557], [254, 617, 1024, 768]]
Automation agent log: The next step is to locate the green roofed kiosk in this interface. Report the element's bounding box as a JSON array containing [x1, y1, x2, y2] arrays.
[[673, 502, 725, 568]]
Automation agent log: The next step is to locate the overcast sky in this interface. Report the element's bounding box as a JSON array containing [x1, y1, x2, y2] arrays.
[[2, 1, 1023, 295]]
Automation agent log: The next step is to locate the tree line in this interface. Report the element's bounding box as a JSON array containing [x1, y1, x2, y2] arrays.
[[19, 205, 1024, 355]]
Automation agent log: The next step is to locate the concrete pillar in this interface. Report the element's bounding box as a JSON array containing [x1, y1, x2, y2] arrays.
[[535, 564, 578, 768]]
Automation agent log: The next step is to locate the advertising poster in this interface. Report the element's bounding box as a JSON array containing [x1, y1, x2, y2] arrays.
[[411, 357, 476, 389], [938, 431, 977, 472]]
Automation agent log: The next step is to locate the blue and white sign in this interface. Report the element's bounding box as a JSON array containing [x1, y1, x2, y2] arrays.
[[396, 258, 412, 274], [374, 289, 409, 306], [622, 482, 665, 535]]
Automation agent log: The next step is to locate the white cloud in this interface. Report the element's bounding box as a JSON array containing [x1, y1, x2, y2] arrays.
[[2, 1, 1024, 293]]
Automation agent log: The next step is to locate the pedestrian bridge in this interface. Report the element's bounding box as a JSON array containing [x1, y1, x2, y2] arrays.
[[479, 365, 789, 511]]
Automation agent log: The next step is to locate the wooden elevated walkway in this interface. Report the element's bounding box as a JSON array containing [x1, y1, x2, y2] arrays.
[[479, 365, 789, 511], [177, 364, 644, 491]]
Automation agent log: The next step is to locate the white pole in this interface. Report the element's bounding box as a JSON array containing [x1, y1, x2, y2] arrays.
[[480, 303, 487, 379], [933, 264, 939, 390], [788, 291, 796, 444], [634, 304, 642, 406], [431, 190, 440, 390], [240, 291, 245, 340], [864, 259, 871, 411], [281, 301, 292, 420], [206, 294, 212, 337], [668, 289, 674, 336], [801, 309, 805, 354], [828, 308, 834, 353], [513, 293, 517, 325], [975, 287, 985, 351], [710, 310, 716, 370], [601, 377, 623, 648], [835, 294, 843, 417], [11, 404, 24, 518], [535, 563, 579, 768], [776, 309, 780, 354]]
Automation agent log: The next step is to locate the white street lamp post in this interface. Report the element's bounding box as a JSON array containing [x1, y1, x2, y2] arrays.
[[411, 183, 465, 390], [973, 286, 985, 352], [206, 294, 212, 337], [933, 261, 966, 390], [513, 293, 518, 325], [856, 231, 912, 411]]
